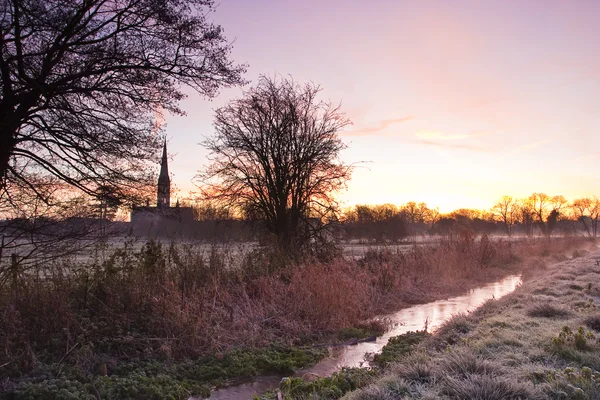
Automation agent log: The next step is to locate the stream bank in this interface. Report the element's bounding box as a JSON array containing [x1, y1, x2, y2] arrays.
[[207, 274, 522, 399], [344, 248, 600, 400]]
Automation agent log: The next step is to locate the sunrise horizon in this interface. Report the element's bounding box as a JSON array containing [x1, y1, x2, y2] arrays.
[[159, 0, 600, 213]]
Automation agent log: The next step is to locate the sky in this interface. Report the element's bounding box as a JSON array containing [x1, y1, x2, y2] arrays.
[[163, 0, 600, 213]]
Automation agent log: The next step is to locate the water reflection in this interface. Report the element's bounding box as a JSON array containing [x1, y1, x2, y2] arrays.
[[206, 274, 522, 400]]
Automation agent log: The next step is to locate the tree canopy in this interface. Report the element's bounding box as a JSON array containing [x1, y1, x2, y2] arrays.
[[0, 0, 246, 206], [198, 75, 352, 253]]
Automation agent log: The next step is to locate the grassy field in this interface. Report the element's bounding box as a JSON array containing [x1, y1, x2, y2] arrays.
[[329, 246, 600, 400], [0, 236, 595, 399]]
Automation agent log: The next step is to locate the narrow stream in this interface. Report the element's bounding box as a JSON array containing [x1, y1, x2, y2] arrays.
[[205, 274, 522, 400]]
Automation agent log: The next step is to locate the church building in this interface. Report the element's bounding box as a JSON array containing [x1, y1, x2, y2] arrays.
[[130, 141, 195, 236]]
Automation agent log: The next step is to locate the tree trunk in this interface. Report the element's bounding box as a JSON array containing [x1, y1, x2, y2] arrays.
[[0, 115, 19, 186]]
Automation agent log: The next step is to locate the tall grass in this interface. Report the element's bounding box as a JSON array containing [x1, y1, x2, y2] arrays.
[[0, 235, 592, 377]]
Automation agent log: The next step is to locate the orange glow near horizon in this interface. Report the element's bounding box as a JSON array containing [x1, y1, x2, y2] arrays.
[[161, 1, 600, 212]]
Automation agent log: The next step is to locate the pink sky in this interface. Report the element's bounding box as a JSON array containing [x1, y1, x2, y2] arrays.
[[162, 0, 600, 212]]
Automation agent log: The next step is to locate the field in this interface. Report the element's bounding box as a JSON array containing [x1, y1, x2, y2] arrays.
[[340, 245, 600, 400], [0, 235, 595, 399]]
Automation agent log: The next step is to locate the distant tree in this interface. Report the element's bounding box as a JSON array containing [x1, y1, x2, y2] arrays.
[[401, 202, 421, 224], [491, 195, 518, 236], [528, 193, 550, 228], [449, 208, 482, 221], [546, 209, 560, 236], [424, 206, 441, 225], [191, 199, 233, 221], [571, 197, 592, 236], [0, 0, 246, 206], [592, 198, 600, 237], [581, 197, 600, 238], [551, 195, 568, 213], [433, 217, 456, 235], [517, 199, 535, 237], [198, 76, 352, 254], [527, 193, 567, 236]]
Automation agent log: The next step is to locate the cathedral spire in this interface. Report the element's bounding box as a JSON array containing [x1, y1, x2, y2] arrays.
[[157, 139, 170, 208]]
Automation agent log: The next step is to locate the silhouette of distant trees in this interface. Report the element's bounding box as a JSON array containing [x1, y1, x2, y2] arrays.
[[571, 197, 600, 237], [340, 193, 600, 241], [0, 0, 245, 207], [343, 204, 407, 243], [198, 76, 352, 254]]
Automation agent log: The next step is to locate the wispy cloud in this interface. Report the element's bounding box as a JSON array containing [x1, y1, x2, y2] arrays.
[[419, 140, 490, 153], [343, 116, 415, 137], [413, 130, 492, 152], [415, 130, 490, 141], [507, 139, 553, 157]]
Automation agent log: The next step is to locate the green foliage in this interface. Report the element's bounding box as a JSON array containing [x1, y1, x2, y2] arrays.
[[5, 345, 328, 400], [553, 326, 597, 351], [373, 331, 429, 367], [261, 368, 380, 400], [337, 324, 385, 342]]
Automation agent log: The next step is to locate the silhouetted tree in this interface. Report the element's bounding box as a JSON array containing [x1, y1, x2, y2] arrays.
[[198, 75, 352, 254], [491, 195, 518, 236], [518, 200, 535, 237], [343, 204, 407, 243], [572, 198, 592, 236], [546, 209, 560, 236], [0, 0, 246, 203]]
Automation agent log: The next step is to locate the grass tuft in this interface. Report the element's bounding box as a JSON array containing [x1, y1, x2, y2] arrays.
[[441, 374, 542, 400], [527, 303, 571, 318]]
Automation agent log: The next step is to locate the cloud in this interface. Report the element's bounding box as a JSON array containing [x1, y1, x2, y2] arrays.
[[412, 130, 492, 152], [415, 130, 490, 141], [418, 140, 490, 153], [343, 116, 415, 137], [507, 139, 553, 156]]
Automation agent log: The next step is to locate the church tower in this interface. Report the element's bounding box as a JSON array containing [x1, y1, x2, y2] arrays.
[[157, 140, 170, 208]]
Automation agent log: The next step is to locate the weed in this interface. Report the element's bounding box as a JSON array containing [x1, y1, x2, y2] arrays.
[[373, 331, 429, 367], [553, 326, 597, 351], [264, 368, 379, 400]]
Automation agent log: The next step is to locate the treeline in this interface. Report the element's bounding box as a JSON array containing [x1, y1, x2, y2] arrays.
[[340, 193, 600, 243]]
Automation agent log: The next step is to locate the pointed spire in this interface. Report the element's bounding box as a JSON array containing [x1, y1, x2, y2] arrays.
[[159, 139, 169, 179], [157, 138, 170, 208]]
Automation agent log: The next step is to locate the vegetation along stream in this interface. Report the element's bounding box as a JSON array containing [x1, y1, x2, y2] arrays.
[[204, 274, 522, 400]]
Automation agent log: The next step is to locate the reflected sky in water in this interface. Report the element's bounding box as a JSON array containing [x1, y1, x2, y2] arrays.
[[207, 274, 521, 400]]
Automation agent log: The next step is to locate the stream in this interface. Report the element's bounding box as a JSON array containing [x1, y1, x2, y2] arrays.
[[204, 274, 522, 400]]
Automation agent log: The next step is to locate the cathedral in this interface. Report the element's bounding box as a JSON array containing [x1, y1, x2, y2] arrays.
[[130, 141, 195, 236]]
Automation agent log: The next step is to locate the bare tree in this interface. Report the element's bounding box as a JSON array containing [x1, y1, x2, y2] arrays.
[[528, 193, 550, 229], [0, 0, 246, 203], [516, 199, 535, 237], [491, 195, 518, 236], [592, 197, 600, 237], [571, 197, 592, 236], [198, 75, 352, 254]]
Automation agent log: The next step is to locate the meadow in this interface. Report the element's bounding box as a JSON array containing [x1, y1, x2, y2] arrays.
[[0, 234, 594, 399], [338, 244, 600, 400]]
